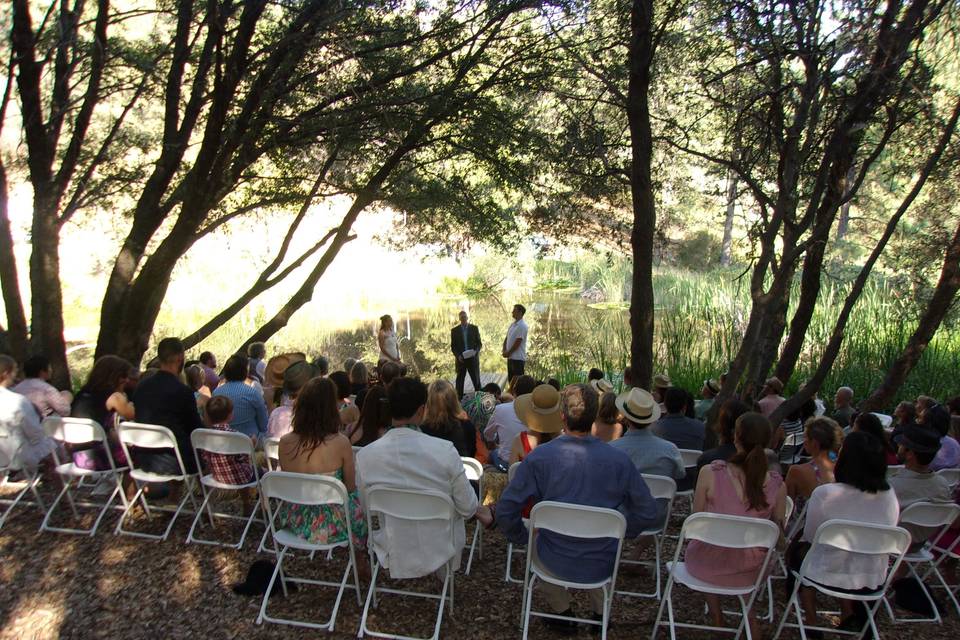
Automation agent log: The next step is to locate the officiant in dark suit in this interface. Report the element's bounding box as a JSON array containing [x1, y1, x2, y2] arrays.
[[451, 310, 482, 397]]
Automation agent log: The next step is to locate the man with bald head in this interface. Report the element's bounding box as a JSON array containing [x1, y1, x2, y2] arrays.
[[832, 386, 855, 429]]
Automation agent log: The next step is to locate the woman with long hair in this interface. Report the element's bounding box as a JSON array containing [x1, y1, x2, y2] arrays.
[[277, 377, 367, 550], [329, 370, 361, 428], [71, 355, 136, 470], [697, 399, 750, 470], [686, 412, 787, 633], [852, 412, 899, 465], [785, 417, 841, 516], [591, 391, 623, 442], [422, 380, 476, 457], [347, 384, 389, 447], [377, 314, 402, 369]]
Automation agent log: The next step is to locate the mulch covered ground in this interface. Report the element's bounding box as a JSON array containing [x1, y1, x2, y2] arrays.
[[1, 482, 958, 640]]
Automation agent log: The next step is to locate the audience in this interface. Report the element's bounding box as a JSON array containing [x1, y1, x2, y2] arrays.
[[266, 360, 317, 439], [350, 361, 369, 410], [687, 412, 786, 635], [652, 373, 671, 406], [421, 379, 477, 458], [775, 397, 818, 466], [925, 404, 960, 471], [378, 360, 401, 387], [494, 383, 657, 633], [784, 417, 840, 519], [12, 355, 72, 418], [651, 386, 706, 451], [694, 378, 720, 422], [199, 351, 219, 390], [347, 384, 389, 447], [356, 377, 490, 578], [832, 386, 855, 428], [609, 387, 686, 485], [202, 396, 257, 514], [888, 422, 954, 550], [590, 391, 622, 442], [0, 355, 59, 473], [212, 354, 268, 446], [483, 374, 536, 472], [852, 412, 899, 465], [756, 376, 785, 418], [247, 342, 267, 383], [329, 370, 360, 428], [313, 355, 330, 377], [508, 384, 561, 463], [697, 399, 750, 471], [184, 363, 211, 415], [276, 377, 367, 552], [70, 355, 136, 470]]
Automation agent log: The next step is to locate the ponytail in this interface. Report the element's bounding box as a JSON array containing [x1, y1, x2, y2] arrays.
[[730, 412, 773, 511]]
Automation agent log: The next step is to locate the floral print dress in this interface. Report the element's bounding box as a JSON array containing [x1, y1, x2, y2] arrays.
[[276, 468, 368, 550]]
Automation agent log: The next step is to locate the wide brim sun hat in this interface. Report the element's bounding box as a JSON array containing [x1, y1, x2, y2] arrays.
[[615, 387, 662, 425], [514, 384, 564, 434]]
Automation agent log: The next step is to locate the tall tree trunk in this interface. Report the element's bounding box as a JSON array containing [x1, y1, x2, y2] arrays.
[[836, 165, 856, 240], [0, 163, 28, 362], [626, 0, 656, 391], [720, 167, 737, 266], [28, 199, 69, 388], [861, 219, 960, 412], [774, 238, 828, 384]]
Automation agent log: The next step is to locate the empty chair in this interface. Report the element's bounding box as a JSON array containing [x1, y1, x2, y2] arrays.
[[651, 513, 780, 640], [115, 422, 198, 541], [882, 501, 960, 624], [617, 474, 676, 599], [358, 485, 458, 640], [772, 519, 911, 640], [39, 417, 127, 536], [462, 457, 484, 574], [0, 439, 45, 529], [521, 501, 627, 640], [256, 471, 361, 632], [186, 428, 263, 549]]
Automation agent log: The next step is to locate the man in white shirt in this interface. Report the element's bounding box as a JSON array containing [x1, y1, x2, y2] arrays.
[[0, 355, 59, 473], [502, 304, 529, 381], [356, 377, 491, 578], [482, 374, 536, 471]]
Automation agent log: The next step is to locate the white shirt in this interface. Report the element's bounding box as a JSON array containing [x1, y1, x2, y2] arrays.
[[483, 401, 526, 462], [802, 483, 900, 589], [504, 319, 529, 361], [379, 330, 400, 361], [0, 386, 58, 471], [356, 428, 478, 579]]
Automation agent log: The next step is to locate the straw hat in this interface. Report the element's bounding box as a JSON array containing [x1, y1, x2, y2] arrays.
[[514, 384, 564, 434], [283, 360, 319, 395], [653, 373, 672, 389], [615, 388, 662, 425], [265, 352, 306, 388], [590, 378, 614, 394]]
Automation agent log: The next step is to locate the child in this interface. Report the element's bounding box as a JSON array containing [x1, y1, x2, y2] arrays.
[[203, 396, 257, 511]]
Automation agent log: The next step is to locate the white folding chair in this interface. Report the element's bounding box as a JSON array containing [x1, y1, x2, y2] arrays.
[[617, 474, 676, 599], [0, 438, 45, 529], [772, 519, 911, 640], [358, 485, 458, 640], [761, 496, 797, 622], [462, 457, 484, 574], [256, 471, 361, 632], [651, 512, 780, 640], [674, 448, 702, 507], [114, 422, 198, 540], [504, 461, 526, 583], [928, 510, 960, 616], [257, 436, 283, 553], [887, 464, 905, 478], [521, 501, 627, 640], [882, 501, 960, 624], [186, 429, 263, 549], [935, 468, 960, 491], [40, 417, 128, 536]]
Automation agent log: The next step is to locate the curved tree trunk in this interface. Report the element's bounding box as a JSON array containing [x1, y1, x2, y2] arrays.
[[0, 163, 28, 362]]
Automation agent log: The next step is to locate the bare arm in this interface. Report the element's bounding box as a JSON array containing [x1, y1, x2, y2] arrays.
[[107, 391, 136, 420], [341, 436, 356, 492], [692, 464, 713, 514]]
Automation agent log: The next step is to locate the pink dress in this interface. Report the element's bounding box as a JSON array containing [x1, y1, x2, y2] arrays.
[[685, 460, 784, 587]]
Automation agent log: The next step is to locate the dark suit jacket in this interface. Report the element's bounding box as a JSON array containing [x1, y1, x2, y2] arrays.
[[451, 323, 482, 358]]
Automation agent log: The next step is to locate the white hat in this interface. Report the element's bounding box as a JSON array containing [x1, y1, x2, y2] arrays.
[[615, 388, 662, 425]]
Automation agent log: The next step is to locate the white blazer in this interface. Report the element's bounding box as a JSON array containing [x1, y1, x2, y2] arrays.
[[356, 427, 478, 578]]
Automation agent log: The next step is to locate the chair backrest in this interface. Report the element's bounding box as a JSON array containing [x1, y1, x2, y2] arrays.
[[264, 437, 281, 471], [117, 422, 178, 449], [887, 464, 905, 477], [783, 431, 804, 448], [679, 512, 781, 550], [807, 519, 910, 557], [641, 474, 677, 501], [898, 501, 960, 529], [508, 461, 521, 482], [43, 416, 107, 444], [260, 470, 347, 506], [936, 468, 960, 489], [0, 436, 13, 471], [528, 501, 627, 541], [462, 457, 483, 483], [679, 449, 701, 468], [191, 428, 255, 456], [785, 495, 795, 525], [364, 485, 456, 523]]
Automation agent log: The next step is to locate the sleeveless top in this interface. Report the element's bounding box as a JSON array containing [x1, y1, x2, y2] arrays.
[[379, 330, 400, 361]]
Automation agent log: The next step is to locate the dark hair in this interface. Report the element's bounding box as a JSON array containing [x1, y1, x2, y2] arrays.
[[513, 304, 526, 316], [380, 361, 401, 386], [221, 354, 248, 382], [23, 355, 50, 378], [513, 375, 537, 397], [683, 389, 696, 418], [622, 366, 635, 387], [184, 364, 204, 391], [349, 361, 368, 385], [546, 377, 561, 391], [946, 396, 960, 416], [329, 371, 351, 400], [0, 355, 15, 378], [715, 399, 750, 444], [313, 355, 330, 376], [925, 405, 951, 437], [560, 384, 599, 433], [835, 431, 889, 493], [482, 382, 502, 397], [157, 338, 185, 365], [84, 355, 134, 394], [729, 412, 772, 510], [597, 391, 619, 423], [805, 416, 841, 452], [388, 377, 428, 420], [205, 395, 233, 424], [247, 342, 266, 360], [199, 351, 215, 366], [664, 387, 687, 414], [291, 377, 341, 456], [913, 448, 937, 467], [355, 385, 390, 447], [588, 368, 604, 381]]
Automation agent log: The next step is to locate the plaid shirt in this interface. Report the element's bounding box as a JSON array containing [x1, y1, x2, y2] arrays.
[[202, 422, 255, 486]]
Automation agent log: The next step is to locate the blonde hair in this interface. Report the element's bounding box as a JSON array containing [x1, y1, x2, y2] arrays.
[[423, 379, 465, 426]]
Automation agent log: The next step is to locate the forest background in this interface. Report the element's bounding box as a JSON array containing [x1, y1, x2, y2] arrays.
[[1, 0, 959, 419]]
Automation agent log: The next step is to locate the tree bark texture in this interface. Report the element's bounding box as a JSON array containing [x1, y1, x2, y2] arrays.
[[720, 167, 737, 266], [0, 164, 28, 362]]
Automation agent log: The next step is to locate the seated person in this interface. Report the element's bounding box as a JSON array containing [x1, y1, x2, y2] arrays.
[[0, 355, 59, 474], [12, 355, 72, 418], [346, 385, 389, 447], [610, 388, 686, 493], [421, 380, 477, 458], [483, 375, 537, 471], [784, 417, 840, 527], [687, 412, 786, 637], [508, 384, 562, 464], [71, 355, 136, 470], [329, 370, 360, 428], [266, 360, 317, 439], [851, 412, 899, 465], [697, 399, 750, 471], [590, 391, 623, 442], [212, 354, 268, 446], [888, 423, 954, 550], [925, 404, 960, 471], [651, 387, 705, 451], [203, 396, 255, 486], [493, 383, 657, 633], [277, 377, 367, 551]]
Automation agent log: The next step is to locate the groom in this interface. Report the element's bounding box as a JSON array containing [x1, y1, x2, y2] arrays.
[[451, 310, 482, 397]]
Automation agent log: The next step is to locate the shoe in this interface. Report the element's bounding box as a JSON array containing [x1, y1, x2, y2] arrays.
[[543, 609, 579, 636]]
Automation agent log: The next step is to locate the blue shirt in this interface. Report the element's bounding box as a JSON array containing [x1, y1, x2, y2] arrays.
[[212, 381, 268, 443], [496, 434, 658, 583], [609, 428, 686, 480], [651, 414, 706, 451]]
